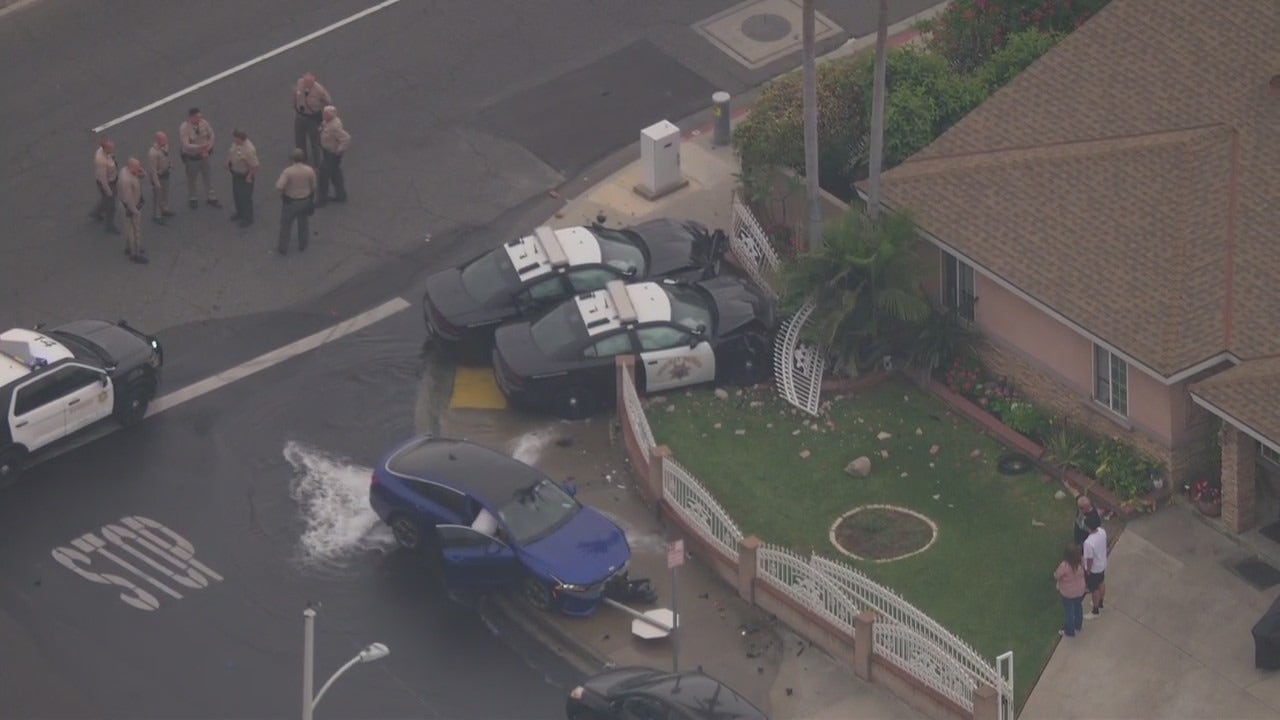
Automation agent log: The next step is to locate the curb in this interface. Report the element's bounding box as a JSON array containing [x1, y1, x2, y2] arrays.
[[481, 592, 613, 678]]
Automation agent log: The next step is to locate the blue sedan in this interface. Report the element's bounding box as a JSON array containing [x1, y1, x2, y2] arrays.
[[369, 435, 631, 616]]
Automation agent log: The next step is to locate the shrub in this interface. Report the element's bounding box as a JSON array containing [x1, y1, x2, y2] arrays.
[[1045, 420, 1090, 470], [1093, 438, 1159, 501], [907, 308, 977, 374], [922, 0, 1110, 74], [974, 28, 1062, 91], [1001, 401, 1051, 440]]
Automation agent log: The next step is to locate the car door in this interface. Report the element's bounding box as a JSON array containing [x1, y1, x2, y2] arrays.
[[61, 365, 113, 435], [515, 274, 570, 316], [9, 370, 66, 452], [635, 325, 716, 393], [437, 524, 519, 592]]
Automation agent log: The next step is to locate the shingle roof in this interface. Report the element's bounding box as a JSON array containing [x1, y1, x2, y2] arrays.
[[879, 0, 1280, 377], [1190, 357, 1280, 451]]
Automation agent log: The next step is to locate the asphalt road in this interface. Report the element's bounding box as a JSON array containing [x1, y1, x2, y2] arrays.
[[0, 305, 593, 719]]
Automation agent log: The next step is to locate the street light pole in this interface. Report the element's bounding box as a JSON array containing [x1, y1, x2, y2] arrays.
[[302, 607, 389, 720]]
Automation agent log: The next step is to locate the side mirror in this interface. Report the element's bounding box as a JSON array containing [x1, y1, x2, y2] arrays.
[[100, 374, 110, 387], [563, 481, 578, 497], [622, 265, 637, 277]]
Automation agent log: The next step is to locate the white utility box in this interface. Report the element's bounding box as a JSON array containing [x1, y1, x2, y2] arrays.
[[634, 120, 688, 200]]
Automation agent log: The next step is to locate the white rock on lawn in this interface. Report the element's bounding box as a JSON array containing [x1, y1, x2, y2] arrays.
[[929, 444, 941, 456], [970, 449, 982, 459], [800, 449, 811, 459], [714, 422, 722, 429], [734, 429, 746, 435], [877, 431, 893, 441], [915, 427, 923, 435], [846, 457, 871, 477], [879, 449, 889, 460], [714, 388, 729, 400], [1054, 490, 1067, 500]]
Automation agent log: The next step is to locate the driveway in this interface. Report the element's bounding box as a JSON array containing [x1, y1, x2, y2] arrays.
[[1022, 505, 1280, 719]]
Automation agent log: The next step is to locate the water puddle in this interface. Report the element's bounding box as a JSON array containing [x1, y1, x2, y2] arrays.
[[284, 441, 394, 568]]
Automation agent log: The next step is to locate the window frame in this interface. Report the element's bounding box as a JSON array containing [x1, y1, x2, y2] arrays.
[[1261, 443, 1280, 466], [406, 480, 470, 520], [1093, 344, 1129, 417], [635, 324, 692, 352], [583, 331, 637, 359], [941, 251, 976, 322]]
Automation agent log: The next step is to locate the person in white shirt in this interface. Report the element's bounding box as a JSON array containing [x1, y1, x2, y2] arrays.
[[1082, 514, 1108, 618]]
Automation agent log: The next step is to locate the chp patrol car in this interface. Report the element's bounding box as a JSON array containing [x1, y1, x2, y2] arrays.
[[492, 275, 775, 418], [0, 320, 163, 480]]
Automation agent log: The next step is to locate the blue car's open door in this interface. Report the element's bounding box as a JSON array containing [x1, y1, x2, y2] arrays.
[[436, 525, 519, 594]]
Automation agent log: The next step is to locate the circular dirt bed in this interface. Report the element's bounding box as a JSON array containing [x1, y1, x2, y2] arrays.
[[829, 505, 938, 563]]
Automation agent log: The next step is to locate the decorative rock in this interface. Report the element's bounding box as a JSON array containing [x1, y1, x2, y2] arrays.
[[915, 427, 923, 435], [734, 429, 746, 436], [800, 450, 811, 459], [792, 429, 802, 436], [846, 457, 872, 477], [879, 449, 890, 460], [1054, 490, 1068, 500], [766, 423, 773, 429], [969, 449, 982, 459], [900, 472, 908, 478], [928, 462, 935, 468], [929, 444, 941, 456], [714, 388, 729, 400], [1032, 519, 1046, 527], [877, 431, 893, 441], [714, 422, 722, 429], [932, 494, 941, 500]]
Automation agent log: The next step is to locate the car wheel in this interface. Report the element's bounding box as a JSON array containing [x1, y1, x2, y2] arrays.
[[0, 445, 26, 486], [561, 385, 594, 420], [114, 377, 155, 426], [521, 577, 553, 612], [389, 515, 423, 551], [727, 331, 773, 386]]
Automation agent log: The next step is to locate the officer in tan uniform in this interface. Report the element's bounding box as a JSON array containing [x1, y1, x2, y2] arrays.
[[293, 72, 332, 164], [274, 149, 317, 255], [316, 105, 351, 207], [226, 129, 261, 228], [90, 138, 120, 234], [118, 158, 149, 264], [179, 107, 221, 209], [147, 131, 176, 225]]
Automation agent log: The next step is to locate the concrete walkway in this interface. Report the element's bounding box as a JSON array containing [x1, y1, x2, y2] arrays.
[[1021, 504, 1280, 719]]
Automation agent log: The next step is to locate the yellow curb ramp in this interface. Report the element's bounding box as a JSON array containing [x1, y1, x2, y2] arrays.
[[449, 365, 507, 410]]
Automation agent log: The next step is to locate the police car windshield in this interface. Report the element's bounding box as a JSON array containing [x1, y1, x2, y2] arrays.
[[46, 330, 108, 364], [497, 478, 579, 545], [529, 302, 589, 360], [460, 249, 519, 305], [591, 227, 648, 276], [665, 285, 715, 333]]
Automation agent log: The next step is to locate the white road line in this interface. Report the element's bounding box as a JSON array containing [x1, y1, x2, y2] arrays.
[[147, 297, 410, 416], [92, 0, 404, 133]]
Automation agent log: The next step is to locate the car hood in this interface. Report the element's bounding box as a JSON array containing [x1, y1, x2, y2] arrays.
[[521, 506, 630, 586], [423, 267, 515, 327], [52, 320, 155, 370], [635, 219, 716, 277], [493, 323, 578, 378], [702, 275, 774, 335]]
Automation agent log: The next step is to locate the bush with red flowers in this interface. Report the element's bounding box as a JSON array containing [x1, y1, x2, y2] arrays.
[[1186, 478, 1222, 505]]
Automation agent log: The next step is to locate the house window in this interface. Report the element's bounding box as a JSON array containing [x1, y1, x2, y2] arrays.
[[942, 252, 976, 321], [1262, 444, 1280, 465], [1093, 345, 1128, 416]]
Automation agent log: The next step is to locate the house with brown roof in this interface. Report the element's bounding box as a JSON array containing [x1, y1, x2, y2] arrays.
[[870, 0, 1280, 532]]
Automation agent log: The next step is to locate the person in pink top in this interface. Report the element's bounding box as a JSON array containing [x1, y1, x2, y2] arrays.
[[1054, 544, 1087, 637]]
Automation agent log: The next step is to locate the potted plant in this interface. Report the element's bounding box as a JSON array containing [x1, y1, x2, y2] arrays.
[[1186, 478, 1222, 517]]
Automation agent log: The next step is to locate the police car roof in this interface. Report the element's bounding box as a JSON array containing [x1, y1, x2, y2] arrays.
[[574, 281, 671, 337], [0, 328, 73, 386], [506, 226, 601, 281]]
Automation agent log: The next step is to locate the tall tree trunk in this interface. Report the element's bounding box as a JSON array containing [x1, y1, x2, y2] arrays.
[[867, 0, 889, 222], [802, 0, 822, 250]]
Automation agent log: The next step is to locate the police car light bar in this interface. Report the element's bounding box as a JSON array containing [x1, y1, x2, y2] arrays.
[[534, 226, 570, 269], [605, 280, 638, 324]]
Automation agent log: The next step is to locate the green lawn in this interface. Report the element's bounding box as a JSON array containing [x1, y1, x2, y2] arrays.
[[648, 378, 1073, 709]]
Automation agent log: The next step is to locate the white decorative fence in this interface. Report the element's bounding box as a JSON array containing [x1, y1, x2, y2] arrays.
[[756, 543, 858, 635], [662, 456, 742, 563], [619, 365, 654, 464], [729, 195, 781, 299], [773, 298, 825, 416]]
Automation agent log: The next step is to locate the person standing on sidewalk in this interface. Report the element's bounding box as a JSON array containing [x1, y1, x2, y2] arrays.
[[90, 138, 119, 234], [316, 105, 350, 206], [179, 107, 220, 209], [274, 149, 317, 255], [1073, 495, 1100, 547], [226, 129, 260, 228], [293, 72, 331, 164], [1054, 544, 1086, 637], [1083, 514, 1108, 619], [147, 131, 176, 225], [117, 158, 148, 264]]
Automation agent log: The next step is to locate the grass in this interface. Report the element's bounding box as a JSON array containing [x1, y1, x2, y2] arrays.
[[647, 378, 1074, 710]]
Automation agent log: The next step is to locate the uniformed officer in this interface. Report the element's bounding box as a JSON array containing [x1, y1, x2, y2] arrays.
[[274, 148, 317, 255], [316, 105, 351, 207], [147, 131, 176, 225], [293, 72, 332, 164], [179, 107, 220, 209], [90, 138, 119, 234], [118, 158, 148, 264], [226, 129, 260, 228]]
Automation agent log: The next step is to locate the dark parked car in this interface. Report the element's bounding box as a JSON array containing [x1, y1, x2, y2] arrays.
[[368, 435, 631, 616], [566, 667, 768, 720], [493, 275, 775, 418], [422, 219, 726, 357]]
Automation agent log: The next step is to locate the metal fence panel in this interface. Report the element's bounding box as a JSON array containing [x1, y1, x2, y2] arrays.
[[773, 298, 824, 416], [729, 197, 781, 299], [619, 365, 654, 462], [661, 457, 742, 562], [874, 623, 977, 712], [755, 543, 857, 635]]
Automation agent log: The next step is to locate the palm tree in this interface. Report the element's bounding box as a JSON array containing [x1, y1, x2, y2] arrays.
[[801, 0, 822, 250], [782, 209, 930, 373]]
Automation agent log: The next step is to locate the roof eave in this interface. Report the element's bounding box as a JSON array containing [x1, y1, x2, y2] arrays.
[[1189, 392, 1280, 454]]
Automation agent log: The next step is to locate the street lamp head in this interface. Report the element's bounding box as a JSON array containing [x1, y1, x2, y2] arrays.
[[358, 643, 390, 663]]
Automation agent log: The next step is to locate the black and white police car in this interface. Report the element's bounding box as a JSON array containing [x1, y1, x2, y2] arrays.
[[422, 219, 726, 357], [0, 320, 163, 480], [492, 275, 775, 418]]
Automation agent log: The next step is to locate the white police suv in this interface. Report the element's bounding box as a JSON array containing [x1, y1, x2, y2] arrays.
[[0, 320, 163, 480]]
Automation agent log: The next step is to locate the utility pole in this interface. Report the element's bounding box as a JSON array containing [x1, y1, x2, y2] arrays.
[[801, 0, 822, 250], [867, 0, 889, 222]]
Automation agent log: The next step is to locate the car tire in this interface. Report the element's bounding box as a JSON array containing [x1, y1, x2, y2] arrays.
[[114, 376, 156, 426], [727, 331, 772, 386], [0, 445, 26, 486], [561, 385, 594, 420], [521, 576, 553, 612], [389, 515, 423, 552]]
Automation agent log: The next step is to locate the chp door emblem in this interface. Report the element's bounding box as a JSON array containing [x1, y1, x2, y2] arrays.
[[658, 355, 703, 381]]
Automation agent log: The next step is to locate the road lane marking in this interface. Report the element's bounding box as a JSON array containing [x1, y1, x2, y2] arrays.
[[148, 297, 410, 416], [92, 0, 405, 133]]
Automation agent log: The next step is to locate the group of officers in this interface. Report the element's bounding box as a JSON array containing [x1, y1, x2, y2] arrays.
[[91, 72, 352, 263]]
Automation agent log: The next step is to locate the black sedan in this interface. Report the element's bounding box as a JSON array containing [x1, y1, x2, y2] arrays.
[[566, 667, 768, 720], [492, 274, 775, 419], [422, 219, 725, 358]]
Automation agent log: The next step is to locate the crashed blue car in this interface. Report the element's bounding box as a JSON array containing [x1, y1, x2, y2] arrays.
[[369, 435, 631, 616]]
